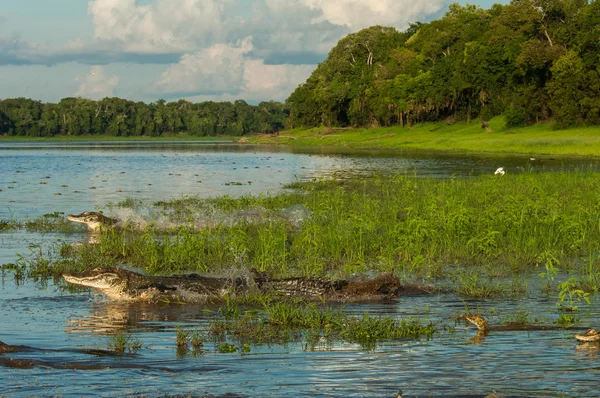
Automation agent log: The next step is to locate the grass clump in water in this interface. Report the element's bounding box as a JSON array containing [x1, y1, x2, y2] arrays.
[[0, 219, 21, 231], [108, 333, 143, 353], [207, 300, 435, 350], [24, 212, 79, 233]]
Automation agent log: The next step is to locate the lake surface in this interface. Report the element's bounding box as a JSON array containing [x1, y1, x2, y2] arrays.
[[1, 141, 600, 397]]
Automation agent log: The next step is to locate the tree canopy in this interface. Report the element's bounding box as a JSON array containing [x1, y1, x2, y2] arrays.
[[286, 0, 600, 129], [0, 97, 287, 137], [3, 0, 600, 137]]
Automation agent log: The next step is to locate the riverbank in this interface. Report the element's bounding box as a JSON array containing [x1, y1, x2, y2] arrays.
[[245, 117, 600, 157]]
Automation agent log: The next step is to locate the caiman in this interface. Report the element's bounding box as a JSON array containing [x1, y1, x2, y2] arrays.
[[63, 267, 427, 303], [67, 211, 120, 244], [63, 267, 248, 303], [67, 211, 119, 231], [464, 315, 596, 343]]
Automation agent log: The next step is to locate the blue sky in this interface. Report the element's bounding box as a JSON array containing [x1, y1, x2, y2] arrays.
[[0, 0, 507, 103]]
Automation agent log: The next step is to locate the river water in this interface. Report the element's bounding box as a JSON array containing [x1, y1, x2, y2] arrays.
[[1, 141, 600, 397]]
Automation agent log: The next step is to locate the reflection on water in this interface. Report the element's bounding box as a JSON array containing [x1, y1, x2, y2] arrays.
[[2, 267, 600, 397], [2, 141, 600, 219], [2, 142, 600, 396]]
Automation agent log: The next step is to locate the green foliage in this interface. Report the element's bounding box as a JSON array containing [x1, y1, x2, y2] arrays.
[[0, 97, 287, 137], [208, 300, 434, 350], [218, 343, 237, 353], [557, 277, 591, 311], [31, 170, 600, 283], [287, 1, 600, 129], [108, 333, 143, 353]]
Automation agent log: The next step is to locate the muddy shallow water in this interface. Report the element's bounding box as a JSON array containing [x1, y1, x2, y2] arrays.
[[1, 141, 600, 397]]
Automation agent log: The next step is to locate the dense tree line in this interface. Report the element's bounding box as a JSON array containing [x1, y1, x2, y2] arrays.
[[0, 97, 287, 137], [287, 0, 600, 129]]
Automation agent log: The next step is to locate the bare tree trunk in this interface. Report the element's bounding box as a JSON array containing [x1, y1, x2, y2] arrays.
[[544, 29, 553, 47]]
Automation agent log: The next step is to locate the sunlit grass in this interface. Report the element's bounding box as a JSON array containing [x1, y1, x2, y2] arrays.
[[247, 117, 600, 157], [17, 170, 600, 291]]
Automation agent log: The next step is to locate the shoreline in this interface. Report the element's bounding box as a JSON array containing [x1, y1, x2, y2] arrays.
[[3, 116, 600, 158], [243, 117, 600, 158]]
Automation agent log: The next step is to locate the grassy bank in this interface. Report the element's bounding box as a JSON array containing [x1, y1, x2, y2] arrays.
[[246, 117, 600, 157], [24, 171, 598, 294]]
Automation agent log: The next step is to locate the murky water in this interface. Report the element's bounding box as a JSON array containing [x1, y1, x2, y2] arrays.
[[1, 141, 600, 397]]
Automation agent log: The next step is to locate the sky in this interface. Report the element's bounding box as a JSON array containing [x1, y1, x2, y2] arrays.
[[0, 0, 506, 104]]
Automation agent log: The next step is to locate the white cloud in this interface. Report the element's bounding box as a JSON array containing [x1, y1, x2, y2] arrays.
[[243, 59, 314, 101], [86, 0, 448, 59], [155, 36, 314, 101], [157, 37, 253, 95], [298, 0, 448, 29], [88, 0, 233, 52], [75, 65, 119, 99], [2, 0, 454, 102]]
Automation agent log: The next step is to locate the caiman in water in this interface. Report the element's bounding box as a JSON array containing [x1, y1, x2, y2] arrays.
[[67, 211, 121, 244], [63, 267, 247, 303], [63, 267, 432, 303], [464, 315, 596, 343], [67, 211, 119, 231]]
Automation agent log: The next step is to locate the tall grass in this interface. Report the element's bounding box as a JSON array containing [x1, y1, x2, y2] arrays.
[[46, 171, 600, 283]]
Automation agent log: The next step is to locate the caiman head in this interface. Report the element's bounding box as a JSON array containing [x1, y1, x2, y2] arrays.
[[465, 314, 490, 333], [67, 211, 117, 231], [63, 267, 129, 300]]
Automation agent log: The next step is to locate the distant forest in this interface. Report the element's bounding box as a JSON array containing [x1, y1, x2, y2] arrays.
[[0, 97, 287, 137], [287, 0, 600, 129], [2, 0, 600, 137]]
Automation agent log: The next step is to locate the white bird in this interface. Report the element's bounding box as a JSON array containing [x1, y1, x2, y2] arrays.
[[494, 167, 505, 176]]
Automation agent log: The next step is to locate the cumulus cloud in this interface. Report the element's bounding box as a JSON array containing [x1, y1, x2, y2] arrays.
[[157, 37, 253, 95], [155, 36, 314, 101], [243, 59, 314, 100], [298, 0, 448, 29], [88, 0, 233, 52], [2, 0, 454, 102], [75, 66, 119, 99], [86, 0, 448, 63]]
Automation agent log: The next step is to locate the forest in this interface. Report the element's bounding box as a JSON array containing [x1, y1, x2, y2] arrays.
[[1, 0, 600, 137], [287, 0, 600, 129], [0, 97, 287, 137]]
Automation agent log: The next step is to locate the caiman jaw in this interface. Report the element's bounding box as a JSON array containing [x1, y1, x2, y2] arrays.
[[465, 315, 490, 332], [63, 268, 126, 299], [67, 211, 116, 232], [67, 212, 103, 231]]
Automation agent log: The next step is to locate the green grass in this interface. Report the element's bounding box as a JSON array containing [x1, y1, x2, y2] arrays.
[[107, 333, 143, 353], [206, 300, 434, 350], [28, 170, 600, 288], [246, 117, 600, 157]]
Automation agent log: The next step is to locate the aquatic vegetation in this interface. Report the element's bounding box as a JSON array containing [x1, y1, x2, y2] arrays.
[[0, 219, 21, 231], [452, 272, 508, 299], [501, 309, 540, 326], [206, 301, 434, 350], [108, 333, 143, 353], [176, 326, 190, 349], [557, 277, 591, 311], [218, 343, 237, 353], [16, 171, 600, 307], [24, 212, 79, 233], [555, 313, 579, 327]]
